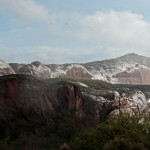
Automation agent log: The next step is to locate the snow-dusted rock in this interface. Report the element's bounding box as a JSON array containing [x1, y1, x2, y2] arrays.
[[9, 53, 150, 84], [111, 91, 150, 116], [0, 59, 15, 75], [129, 91, 147, 109]]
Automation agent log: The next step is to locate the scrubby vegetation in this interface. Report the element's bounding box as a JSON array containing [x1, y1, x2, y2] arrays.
[[71, 114, 150, 150], [44, 78, 150, 96], [0, 113, 150, 150]]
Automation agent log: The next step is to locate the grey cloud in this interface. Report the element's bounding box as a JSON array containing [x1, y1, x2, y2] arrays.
[[1, 9, 150, 63], [76, 11, 150, 48], [0, 0, 50, 22]]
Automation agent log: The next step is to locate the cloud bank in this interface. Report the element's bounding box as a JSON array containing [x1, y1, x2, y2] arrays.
[[76, 11, 150, 49], [1, 0, 150, 63], [47, 11, 150, 60], [0, 0, 49, 21]]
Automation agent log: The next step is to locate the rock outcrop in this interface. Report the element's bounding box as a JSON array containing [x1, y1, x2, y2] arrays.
[[82, 90, 119, 123], [57, 84, 84, 117], [83, 87, 150, 123], [0, 75, 85, 128], [111, 91, 149, 116], [114, 68, 150, 84], [0, 74, 54, 127], [0, 74, 149, 131], [10, 62, 52, 79], [0, 60, 15, 75], [0, 74, 121, 127], [9, 53, 150, 84]]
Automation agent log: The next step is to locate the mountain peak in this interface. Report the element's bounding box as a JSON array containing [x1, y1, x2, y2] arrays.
[[31, 61, 42, 67], [116, 53, 150, 62], [0, 59, 15, 75], [5, 52, 150, 85], [118, 53, 141, 59], [125, 53, 138, 56]]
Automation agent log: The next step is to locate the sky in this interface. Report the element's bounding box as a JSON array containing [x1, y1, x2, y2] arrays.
[[1, 0, 150, 64]]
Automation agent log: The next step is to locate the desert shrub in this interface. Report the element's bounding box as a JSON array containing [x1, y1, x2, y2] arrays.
[[70, 114, 150, 150], [103, 138, 147, 150], [0, 111, 150, 150]]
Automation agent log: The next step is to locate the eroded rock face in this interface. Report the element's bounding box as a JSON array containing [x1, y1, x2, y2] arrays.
[[11, 62, 52, 79], [111, 91, 149, 116], [0, 74, 149, 129], [83, 89, 150, 122], [0, 75, 86, 129], [57, 84, 84, 117], [114, 68, 150, 85], [83, 90, 118, 123], [9, 53, 150, 84], [66, 65, 92, 80], [0, 60, 15, 75], [10, 63, 92, 80], [0, 74, 54, 127]]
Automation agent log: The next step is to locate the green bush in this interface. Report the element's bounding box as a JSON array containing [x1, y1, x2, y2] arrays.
[[0, 113, 150, 150], [70, 114, 150, 150]]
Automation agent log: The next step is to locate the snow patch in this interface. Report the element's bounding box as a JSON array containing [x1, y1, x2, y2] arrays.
[[76, 82, 88, 87]]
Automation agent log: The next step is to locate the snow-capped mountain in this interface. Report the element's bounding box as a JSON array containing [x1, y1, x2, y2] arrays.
[[8, 53, 150, 84]]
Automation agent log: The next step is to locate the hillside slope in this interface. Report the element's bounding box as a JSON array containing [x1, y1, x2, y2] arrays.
[[8, 53, 150, 84]]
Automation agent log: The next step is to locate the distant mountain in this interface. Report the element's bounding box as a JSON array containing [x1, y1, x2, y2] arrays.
[[0, 59, 15, 75], [7, 53, 150, 84], [84, 53, 150, 84]]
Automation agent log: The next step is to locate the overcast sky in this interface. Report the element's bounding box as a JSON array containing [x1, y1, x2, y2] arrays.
[[1, 0, 150, 64]]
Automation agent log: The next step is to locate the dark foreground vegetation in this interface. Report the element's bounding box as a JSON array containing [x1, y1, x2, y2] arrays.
[[0, 113, 150, 150]]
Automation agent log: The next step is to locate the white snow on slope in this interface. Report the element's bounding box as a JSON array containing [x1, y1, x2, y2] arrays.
[[0, 60, 15, 75], [88, 61, 150, 83]]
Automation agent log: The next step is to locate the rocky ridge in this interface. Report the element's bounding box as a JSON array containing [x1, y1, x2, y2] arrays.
[[0, 75, 85, 128], [0, 74, 149, 129], [0, 59, 15, 75], [1, 53, 150, 85]]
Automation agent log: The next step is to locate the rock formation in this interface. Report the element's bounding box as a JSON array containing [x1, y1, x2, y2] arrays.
[[0, 75, 85, 128], [0, 74, 149, 131], [57, 84, 84, 117], [0, 59, 15, 75], [0, 74, 54, 127], [8, 53, 150, 85], [83, 90, 119, 123], [111, 91, 149, 116]]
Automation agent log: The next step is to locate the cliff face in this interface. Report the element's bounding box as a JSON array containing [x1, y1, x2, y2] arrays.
[[57, 84, 84, 117], [0, 74, 118, 127], [65, 65, 92, 80], [0, 75, 85, 127], [0, 74, 149, 129], [84, 53, 150, 84], [0, 75, 54, 127], [114, 68, 150, 84], [7, 53, 150, 85]]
